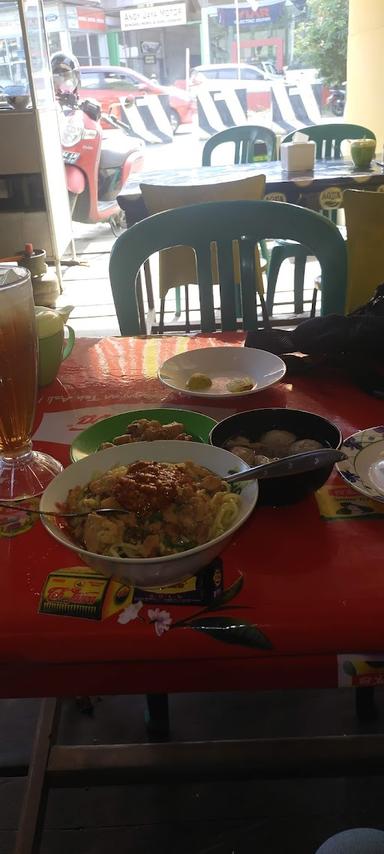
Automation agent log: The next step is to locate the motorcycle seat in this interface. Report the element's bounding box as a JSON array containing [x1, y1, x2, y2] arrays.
[[100, 130, 140, 169]]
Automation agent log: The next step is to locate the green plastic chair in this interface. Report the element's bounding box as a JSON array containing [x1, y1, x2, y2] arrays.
[[109, 200, 347, 336], [202, 125, 277, 298], [266, 122, 376, 317], [202, 125, 277, 166], [282, 123, 376, 160]]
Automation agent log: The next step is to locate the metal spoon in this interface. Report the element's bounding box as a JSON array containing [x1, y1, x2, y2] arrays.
[[0, 449, 345, 517], [224, 448, 346, 483]]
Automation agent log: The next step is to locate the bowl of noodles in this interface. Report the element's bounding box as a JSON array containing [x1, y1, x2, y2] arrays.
[[40, 441, 259, 587]]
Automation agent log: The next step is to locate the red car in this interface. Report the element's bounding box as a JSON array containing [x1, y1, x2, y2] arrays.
[[78, 65, 194, 131]]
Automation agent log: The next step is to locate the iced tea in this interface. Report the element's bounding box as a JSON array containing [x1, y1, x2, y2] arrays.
[[0, 270, 37, 453]]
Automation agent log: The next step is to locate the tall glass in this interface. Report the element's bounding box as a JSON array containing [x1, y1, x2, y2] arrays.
[[0, 266, 62, 499]]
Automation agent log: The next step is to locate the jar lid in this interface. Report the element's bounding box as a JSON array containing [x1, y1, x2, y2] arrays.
[[35, 306, 65, 338]]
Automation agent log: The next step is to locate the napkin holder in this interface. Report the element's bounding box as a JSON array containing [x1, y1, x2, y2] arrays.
[[280, 134, 316, 172]]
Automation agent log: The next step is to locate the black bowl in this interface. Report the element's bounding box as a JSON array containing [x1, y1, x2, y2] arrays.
[[210, 408, 342, 506]]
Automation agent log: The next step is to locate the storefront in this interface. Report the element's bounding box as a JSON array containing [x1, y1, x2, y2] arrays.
[[66, 4, 109, 65], [0, 0, 66, 86], [0, 0, 111, 84], [200, 0, 290, 70], [119, 3, 201, 84]]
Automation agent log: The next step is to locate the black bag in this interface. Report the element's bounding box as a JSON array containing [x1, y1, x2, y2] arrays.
[[245, 284, 384, 396]]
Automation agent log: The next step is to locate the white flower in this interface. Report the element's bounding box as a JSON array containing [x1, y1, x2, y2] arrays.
[[118, 601, 143, 625], [148, 607, 172, 637]]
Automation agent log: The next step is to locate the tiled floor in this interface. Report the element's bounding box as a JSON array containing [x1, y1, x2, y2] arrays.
[[2, 688, 384, 853]]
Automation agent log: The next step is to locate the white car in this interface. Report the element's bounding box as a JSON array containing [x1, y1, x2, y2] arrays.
[[190, 63, 272, 111]]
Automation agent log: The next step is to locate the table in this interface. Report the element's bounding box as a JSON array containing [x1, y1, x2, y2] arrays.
[[4, 331, 384, 699], [117, 159, 384, 225], [6, 333, 384, 851]]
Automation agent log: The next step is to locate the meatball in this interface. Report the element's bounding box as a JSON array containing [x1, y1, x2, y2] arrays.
[[186, 372, 212, 390], [231, 446, 255, 466], [290, 438, 324, 454], [253, 454, 271, 466], [259, 429, 297, 458]]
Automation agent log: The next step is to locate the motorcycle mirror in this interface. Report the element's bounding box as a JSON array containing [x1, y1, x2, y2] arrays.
[[80, 98, 101, 121]]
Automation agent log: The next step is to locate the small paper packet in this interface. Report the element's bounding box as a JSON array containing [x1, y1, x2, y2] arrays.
[[315, 483, 384, 520]]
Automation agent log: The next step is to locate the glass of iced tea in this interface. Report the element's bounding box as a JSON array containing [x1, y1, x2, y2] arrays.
[[0, 266, 62, 499]]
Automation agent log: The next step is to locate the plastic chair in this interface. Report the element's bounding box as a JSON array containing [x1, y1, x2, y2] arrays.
[[141, 174, 266, 333], [267, 122, 376, 317], [202, 125, 277, 166], [283, 123, 376, 160], [344, 189, 384, 312], [109, 200, 347, 336]]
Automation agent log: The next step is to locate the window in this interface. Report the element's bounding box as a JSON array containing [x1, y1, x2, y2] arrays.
[[217, 68, 237, 79], [241, 68, 264, 80], [104, 72, 139, 90], [80, 72, 103, 89], [200, 69, 216, 79], [124, 75, 143, 87], [71, 34, 89, 66]]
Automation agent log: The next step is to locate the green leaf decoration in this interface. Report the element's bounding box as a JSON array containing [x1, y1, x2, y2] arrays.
[[187, 616, 273, 649], [209, 573, 244, 610]]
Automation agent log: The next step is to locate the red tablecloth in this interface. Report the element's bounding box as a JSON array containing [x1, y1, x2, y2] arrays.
[[2, 333, 384, 698]]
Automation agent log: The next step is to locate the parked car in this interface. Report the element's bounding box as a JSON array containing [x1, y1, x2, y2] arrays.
[[284, 65, 320, 85], [189, 63, 272, 111], [78, 65, 194, 131], [251, 60, 283, 78]]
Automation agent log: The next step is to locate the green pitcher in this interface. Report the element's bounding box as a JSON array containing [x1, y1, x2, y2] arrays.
[[35, 305, 75, 386]]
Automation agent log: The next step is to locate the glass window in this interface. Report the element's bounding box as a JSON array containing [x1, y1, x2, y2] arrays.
[[103, 71, 137, 90], [218, 68, 236, 79], [89, 34, 101, 65], [48, 32, 61, 54], [23, 0, 53, 107], [80, 72, 103, 89], [71, 34, 90, 66], [241, 68, 263, 80]]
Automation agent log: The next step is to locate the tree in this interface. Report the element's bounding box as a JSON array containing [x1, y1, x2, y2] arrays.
[[293, 0, 349, 85]]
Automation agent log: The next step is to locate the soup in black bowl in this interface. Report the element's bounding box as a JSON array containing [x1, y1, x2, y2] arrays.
[[210, 408, 342, 506]]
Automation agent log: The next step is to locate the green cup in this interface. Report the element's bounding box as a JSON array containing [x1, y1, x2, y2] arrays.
[[37, 326, 75, 387], [350, 138, 376, 169]]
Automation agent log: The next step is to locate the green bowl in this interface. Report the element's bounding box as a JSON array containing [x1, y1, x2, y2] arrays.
[[70, 408, 217, 462]]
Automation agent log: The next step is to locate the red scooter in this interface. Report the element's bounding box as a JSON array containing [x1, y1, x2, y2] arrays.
[[58, 94, 144, 235], [52, 54, 144, 235]]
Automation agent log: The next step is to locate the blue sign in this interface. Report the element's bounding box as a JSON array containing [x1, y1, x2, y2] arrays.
[[218, 2, 285, 27]]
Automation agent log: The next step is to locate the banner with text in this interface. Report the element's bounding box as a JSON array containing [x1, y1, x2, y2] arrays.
[[121, 3, 186, 31]]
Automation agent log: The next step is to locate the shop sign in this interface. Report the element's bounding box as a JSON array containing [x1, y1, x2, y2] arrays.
[[120, 3, 186, 31], [44, 6, 63, 32], [218, 1, 285, 27], [77, 7, 106, 31], [141, 40, 162, 55]]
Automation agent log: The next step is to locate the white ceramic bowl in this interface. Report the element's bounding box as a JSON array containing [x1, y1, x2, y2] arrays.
[[40, 441, 259, 587], [158, 346, 286, 398]]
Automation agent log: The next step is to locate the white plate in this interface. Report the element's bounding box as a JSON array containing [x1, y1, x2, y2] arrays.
[[158, 346, 286, 399], [337, 426, 384, 501]]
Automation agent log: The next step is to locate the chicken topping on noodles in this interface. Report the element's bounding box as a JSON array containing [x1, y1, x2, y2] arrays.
[[99, 418, 193, 449]]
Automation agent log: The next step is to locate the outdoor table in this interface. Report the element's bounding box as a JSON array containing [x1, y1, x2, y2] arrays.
[[5, 332, 384, 852], [117, 159, 384, 225]]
